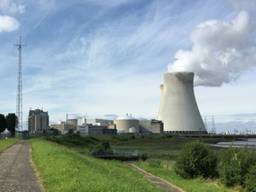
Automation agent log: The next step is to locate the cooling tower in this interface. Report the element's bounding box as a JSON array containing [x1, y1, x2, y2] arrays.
[[158, 72, 206, 133]]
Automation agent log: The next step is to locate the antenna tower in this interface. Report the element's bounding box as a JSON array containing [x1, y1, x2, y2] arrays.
[[16, 36, 25, 131]]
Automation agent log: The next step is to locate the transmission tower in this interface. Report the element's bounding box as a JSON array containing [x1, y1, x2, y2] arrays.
[[16, 36, 25, 131]]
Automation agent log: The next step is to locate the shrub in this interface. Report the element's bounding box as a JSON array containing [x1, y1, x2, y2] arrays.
[[218, 148, 241, 186], [140, 153, 148, 161], [218, 148, 256, 187], [245, 164, 256, 192], [90, 142, 113, 156], [175, 142, 217, 178]]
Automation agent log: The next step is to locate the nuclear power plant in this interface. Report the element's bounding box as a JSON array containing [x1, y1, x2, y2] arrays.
[[158, 72, 207, 134]]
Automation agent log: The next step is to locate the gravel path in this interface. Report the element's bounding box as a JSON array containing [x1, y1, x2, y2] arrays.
[[128, 163, 184, 192], [0, 140, 43, 192]]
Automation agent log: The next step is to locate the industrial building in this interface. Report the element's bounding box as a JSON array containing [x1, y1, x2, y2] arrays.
[[77, 125, 116, 136], [114, 116, 140, 133], [65, 118, 78, 131], [139, 119, 163, 134], [50, 122, 66, 134], [158, 72, 207, 134], [86, 118, 113, 126], [28, 109, 49, 134]]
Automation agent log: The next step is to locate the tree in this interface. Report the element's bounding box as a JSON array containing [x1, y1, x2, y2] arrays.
[[175, 141, 217, 178], [6, 113, 17, 137], [0, 114, 7, 133]]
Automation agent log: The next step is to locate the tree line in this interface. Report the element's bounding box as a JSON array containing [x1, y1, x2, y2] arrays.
[[0, 113, 17, 137]]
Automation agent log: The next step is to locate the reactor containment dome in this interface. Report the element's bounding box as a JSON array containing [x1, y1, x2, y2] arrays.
[[158, 72, 207, 134], [114, 116, 140, 134]]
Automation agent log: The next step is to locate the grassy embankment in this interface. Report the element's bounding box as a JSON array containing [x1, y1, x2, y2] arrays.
[[31, 138, 162, 192], [32, 135, 238, 192], [110, 135, 238, 192], [0, 138, 18, 152]]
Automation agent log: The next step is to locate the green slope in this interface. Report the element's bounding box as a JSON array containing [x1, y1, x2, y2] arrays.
[[31, 139, 163, 192]]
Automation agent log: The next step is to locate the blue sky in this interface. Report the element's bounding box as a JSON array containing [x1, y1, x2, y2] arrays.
[[0, 0, 256, 122]]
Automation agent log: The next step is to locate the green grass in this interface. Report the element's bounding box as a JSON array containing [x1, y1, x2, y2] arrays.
[[110, 136, 226, 160], [31, 139, 163, 192], [136, 161, 238, 192], [109, 135, 239, 192], [39, 135, 240, 191], [0, 138, 18, 152]]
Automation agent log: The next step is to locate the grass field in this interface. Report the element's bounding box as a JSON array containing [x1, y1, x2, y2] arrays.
[[0, 138, 18, 152], [35, 135, 239, 192], [31, 139, 163, 192]]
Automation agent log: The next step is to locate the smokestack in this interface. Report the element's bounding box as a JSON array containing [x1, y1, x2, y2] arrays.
[[158, 72, 206, 133]]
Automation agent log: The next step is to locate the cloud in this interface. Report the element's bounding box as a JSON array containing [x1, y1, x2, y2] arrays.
[[229, 0, 256, 13], [168, 11, 256, 86], [0, 0, 25, 14], [0, 15, 19, 32]]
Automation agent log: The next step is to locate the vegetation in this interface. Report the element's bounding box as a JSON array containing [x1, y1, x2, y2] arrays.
[[0, 113, 17, 136], [6, 113, 17, 136], [218, 148, 256, 187], [0, 138, 18, 152], [0, 114, 6, 133], [39, 134, 248, 191], [46, 133, 98, 147], [90, 141, 113, 156], [175, 142, 217, 178], [31, 139, 162, 192], [245, 164, 256, 192], [137, 161, 234, 192]]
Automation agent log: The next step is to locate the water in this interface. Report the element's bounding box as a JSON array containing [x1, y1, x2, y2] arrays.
[[210, 138, 256, 149]]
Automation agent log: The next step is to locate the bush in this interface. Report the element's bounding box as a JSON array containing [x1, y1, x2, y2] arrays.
[[175, 142, 217, 178], [218, 148, 256, 187], [245, 164, 256, 192], [140, 153, 148, 161], [90, 142, 113, 156]]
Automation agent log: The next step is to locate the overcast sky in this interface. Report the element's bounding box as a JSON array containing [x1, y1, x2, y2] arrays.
[[0, 0, 255, 122]]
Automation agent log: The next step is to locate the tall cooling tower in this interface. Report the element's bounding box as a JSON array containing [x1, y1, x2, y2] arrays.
[[158, 72, 206, 133]]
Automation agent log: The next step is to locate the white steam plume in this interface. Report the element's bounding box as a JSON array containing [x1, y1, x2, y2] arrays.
[[168, 11, 256, 86]]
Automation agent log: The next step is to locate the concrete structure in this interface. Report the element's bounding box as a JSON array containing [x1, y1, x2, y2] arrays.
[[158, 72, 206, 133], [86, 118, 113, 126], [50, 122, 65, 134], [139, 119, 163, 133], [114, 116, 140, 133], [28, 109, 49, 133], [77, 125, 116, 136], [66, 118, 78, 130]]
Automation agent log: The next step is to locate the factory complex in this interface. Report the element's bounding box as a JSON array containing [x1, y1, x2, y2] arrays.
[[27, 72, 209, 136]]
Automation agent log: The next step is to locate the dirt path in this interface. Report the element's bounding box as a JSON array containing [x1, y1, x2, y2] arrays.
[[127, 163, 185, 192], [0, 140, 43, 192]]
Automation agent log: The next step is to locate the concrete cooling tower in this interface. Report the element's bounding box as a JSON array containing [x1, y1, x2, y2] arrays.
[[158, 72, 207, 133]]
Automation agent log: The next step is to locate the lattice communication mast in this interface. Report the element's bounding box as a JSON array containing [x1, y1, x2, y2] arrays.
[[16, 36, 24, 131]]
